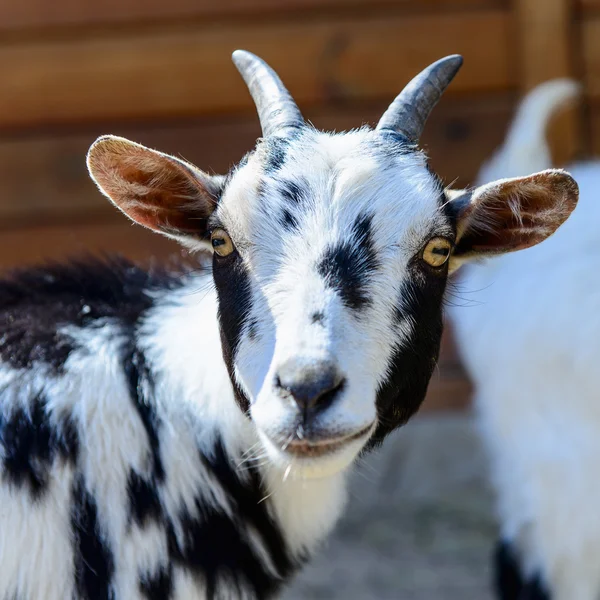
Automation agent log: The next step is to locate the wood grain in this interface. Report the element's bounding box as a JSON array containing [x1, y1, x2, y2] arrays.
[[583, 16, 600, 98], [0, 11, 513, 128], [577, 0, 600, 12], [586, 101, 600, 154], [0, 0, 507, 32], [0, 221, 177, 270], [0, 94, 514, 229]]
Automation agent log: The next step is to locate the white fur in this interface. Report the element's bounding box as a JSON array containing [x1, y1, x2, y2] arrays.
[[449, 79, 600, 598]]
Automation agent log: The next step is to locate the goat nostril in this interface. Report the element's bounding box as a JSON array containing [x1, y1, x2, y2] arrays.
[[274, 359, 345, 413], [313, 378, 345, 410]]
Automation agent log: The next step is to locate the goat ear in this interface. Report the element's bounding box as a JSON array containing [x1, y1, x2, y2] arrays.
[[447, 169, 578, 272], [87, 135, 223, 247]]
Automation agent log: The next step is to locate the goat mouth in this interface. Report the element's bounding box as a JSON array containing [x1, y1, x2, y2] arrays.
[[283, 424, 374, 458]]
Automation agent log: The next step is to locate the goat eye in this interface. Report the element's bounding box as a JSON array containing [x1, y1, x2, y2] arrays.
[[211, 229, 235, 257], [421, 237, 452, 268]]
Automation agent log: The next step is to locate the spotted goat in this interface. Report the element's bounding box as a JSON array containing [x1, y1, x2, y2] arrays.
[[0, 51, 579, 600]]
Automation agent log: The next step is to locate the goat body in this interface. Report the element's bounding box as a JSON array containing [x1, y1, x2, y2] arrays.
[[0, 52, 578, 600], [450, 80, 600, 600]]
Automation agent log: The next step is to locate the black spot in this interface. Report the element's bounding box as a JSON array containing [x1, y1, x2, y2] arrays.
[[279, 179, 305, 205], [122, 342, 165, 482], [168, 507, 274, 599], [167, 437, 296, 598], [202, 437, 294, 579], [139, 566, 172, 600], [494, 539, 550, 600], [247, 317, 259, 341], [71, 476, 114, 600], [317, 213, 379, 311], [280, 208, 299, 230], [58, 413, 80, 464], [127, 469, 163, 528], [212, 253, 254, 412], [368, 271, 446, 448], [0, 393, 79, 499], [310, 311, 325, 325], [0, 257, 183, 373], [262, 137, 289, 173]]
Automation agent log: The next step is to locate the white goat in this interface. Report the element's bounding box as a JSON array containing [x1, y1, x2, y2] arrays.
[[449, 79, 600, 600], [0, 51, 578, 600]]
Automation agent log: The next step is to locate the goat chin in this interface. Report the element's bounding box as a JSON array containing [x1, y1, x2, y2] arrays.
[[257, 429, 370, 480], [450, 79, 600, 600]]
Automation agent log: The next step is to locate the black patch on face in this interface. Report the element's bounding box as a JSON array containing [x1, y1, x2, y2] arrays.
[[279, 179, 306, 205], [127, 469, 163, 528], [212, 253, 254, 412], [0, 257, 183, 373], [494, 539, 550, 600], [317, 213, 380, 311], [167, 436, 296, 599], [140, 566, 173, 600], [368, 267, 447, 447], [0, 393, 79, 499], [280, 208, 299, 230], [310, 311, 325, 325], [122, 342, 165, 483], [262, 137, 290, 174], [71, 476, 115, 600]]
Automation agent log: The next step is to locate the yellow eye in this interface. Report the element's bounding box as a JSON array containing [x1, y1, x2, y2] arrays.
[[421, 237, 452, 268], [211, 229, 235, 257]]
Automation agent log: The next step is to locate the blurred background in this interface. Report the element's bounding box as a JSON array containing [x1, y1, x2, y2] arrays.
[[0, 0, 591, 597]]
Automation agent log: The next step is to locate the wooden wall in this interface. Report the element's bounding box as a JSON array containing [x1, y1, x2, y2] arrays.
[[0, 0, 587, 410]]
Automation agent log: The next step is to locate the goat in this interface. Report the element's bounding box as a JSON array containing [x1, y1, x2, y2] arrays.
[[0, 51, 579, 600], [449, 79, 600, 600]]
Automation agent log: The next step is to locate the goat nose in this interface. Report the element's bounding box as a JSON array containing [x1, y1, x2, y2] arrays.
[[275, 359, 345, 413]]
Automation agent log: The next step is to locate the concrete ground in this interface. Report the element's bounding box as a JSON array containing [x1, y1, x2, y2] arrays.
[[285, 412, 498, 600]]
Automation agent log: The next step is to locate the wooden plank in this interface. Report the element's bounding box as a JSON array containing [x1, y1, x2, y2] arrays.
[[577, 0, 600, 12], [515, 0, 581, 165], [583, 17, 600, 99], [0, 221, 177, 271], [0, 0, 507, 33], [586, 101, 600, 154], [0, 94, 514, 229], [0, 11, 513, 129]]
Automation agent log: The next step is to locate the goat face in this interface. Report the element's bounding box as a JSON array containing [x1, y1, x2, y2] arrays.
[[87, 51, 578, 479], [209, 128, 454, 477]]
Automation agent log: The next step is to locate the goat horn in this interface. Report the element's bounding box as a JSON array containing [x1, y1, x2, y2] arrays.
[[376, 55, 463, 142], [232, 49, 304, 138]]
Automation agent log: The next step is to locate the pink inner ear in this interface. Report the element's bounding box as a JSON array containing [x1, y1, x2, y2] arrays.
[[91, 140, 217, 238], [455, 171, 578, 257]]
